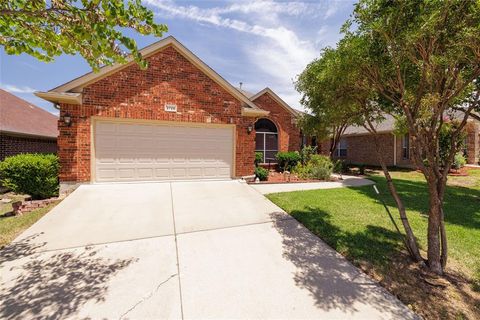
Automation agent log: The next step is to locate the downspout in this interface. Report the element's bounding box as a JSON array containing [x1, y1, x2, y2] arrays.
[[393, 134, 397, 167]]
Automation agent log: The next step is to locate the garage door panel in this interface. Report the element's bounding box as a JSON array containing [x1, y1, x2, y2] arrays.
[[187, 167, 203, 177], [118, 168, 135, 179], [94, 121, 233, 182], [155, 168, 171, 179], [97, 168, 116, 180], [138, 168, 154, 178]]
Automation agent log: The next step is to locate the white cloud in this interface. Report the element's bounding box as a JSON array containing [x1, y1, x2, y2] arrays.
[[0, 83, 36, 94], [145, 0, 345, 110]]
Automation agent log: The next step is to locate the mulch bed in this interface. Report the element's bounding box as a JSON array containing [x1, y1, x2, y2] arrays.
[[416, 166, 471, 176], [252, 170, 338, 184]]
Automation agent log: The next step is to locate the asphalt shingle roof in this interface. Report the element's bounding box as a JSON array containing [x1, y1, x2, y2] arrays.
[[0, 89, 58, 138]]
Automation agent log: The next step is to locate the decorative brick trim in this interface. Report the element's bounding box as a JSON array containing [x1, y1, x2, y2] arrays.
[[12, 198, 57, 216]]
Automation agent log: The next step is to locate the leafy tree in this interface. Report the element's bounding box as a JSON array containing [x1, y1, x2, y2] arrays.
[[296, 47, 363, 157], [0, 0, 168, 69], [299, 0, 480, 275], [344, 0, 480, 274], [296, 40, 384, 157], [298, 33, 424, 264]]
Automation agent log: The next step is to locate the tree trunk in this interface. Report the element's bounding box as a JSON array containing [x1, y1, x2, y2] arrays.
[[379, 162, 424, 262], [427, 195, 443, 274], [370, 133, 424, 263], [425, 177, 446, 275], [440, 207, 448, 269]]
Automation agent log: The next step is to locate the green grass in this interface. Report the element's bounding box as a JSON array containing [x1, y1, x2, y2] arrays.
[[0, 198, 59, 248], [267, 168, 480, 278]]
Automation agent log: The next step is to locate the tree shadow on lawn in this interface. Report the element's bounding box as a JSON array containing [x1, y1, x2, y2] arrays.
[[359, 176, 480, 230], [270, 211, 418, 319], [0, 235, 135, 320]]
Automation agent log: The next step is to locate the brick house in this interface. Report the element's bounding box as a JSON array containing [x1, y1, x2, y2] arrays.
[[0, 89, 58, 161], [326, 115, 480, 167], [238, 87, 302, 163], [36, 36, 303, 190]]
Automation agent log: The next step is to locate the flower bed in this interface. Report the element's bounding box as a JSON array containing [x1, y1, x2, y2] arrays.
[[251, 170, 338, 184]]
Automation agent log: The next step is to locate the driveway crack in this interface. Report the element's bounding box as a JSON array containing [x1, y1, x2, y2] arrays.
[[119, 273, 177, 319]]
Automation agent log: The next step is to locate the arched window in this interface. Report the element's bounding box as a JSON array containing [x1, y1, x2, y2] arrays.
[[255, 118, 278, 163]]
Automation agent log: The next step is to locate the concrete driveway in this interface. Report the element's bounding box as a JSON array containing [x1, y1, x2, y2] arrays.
[[0, 180, 417, 319]]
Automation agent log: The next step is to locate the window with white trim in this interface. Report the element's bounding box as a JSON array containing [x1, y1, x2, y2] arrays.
[[255, 118, 278, 163], [335, 139, 348, 157], [402, 134, 410, 159]]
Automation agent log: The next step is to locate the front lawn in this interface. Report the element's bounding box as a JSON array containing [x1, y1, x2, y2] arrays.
[[267, 168, 480, 320], [0, 194, 59, 248]]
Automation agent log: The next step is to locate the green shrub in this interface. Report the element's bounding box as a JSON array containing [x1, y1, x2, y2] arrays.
[[309, 155, 333, 179], [293, 155, 333, 180], [0, 153, 59, 199], [357, 163, 366, 175], [292, 163, 310, 179], [299, 145, 317, 165], [453, 152, 466, 170], [254, 152, 263, 167], [333, 159, 349, 174], [255, 166, 269, 181], [276, 151, 301, 172]]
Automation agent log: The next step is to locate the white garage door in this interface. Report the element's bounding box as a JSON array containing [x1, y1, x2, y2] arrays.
[[94, 121, 234, 182]]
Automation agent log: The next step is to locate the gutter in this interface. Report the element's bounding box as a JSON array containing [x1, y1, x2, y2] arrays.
[[34, 91, 82, 105], [0, 130, 57, 140]]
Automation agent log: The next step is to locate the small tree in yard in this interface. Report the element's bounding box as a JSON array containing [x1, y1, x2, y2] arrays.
[[350, 0, 480, 275], [296, 47, 366, 158], [0, 0, 168, 69], [299, 0, 480, 275]]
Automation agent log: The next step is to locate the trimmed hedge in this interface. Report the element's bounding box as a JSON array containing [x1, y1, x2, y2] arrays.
[[453, 152, 466, 170], [255, 152, 263, 167], [293, 155, 333, 180], [255, 166, 269, 181], [276, 151, 301, 172], [0, 153, 59, 199]]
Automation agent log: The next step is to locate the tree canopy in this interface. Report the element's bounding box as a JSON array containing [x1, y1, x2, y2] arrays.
[[297, 44, 360, 155], [298, 0, 480, 275], [0, 0, 168, 69]]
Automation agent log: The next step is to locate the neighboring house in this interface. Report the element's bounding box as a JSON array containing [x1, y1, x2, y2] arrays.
[[325, 115, 480, 167], [35, 36, 303, 190], [0, 89, 58, 161]]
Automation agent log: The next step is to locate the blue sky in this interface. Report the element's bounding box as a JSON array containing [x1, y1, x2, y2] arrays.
[[0, 0, 355, 115]]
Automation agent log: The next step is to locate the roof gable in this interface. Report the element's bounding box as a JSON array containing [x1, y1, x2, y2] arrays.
[[35, 36, 265, 115], [0, 89, 58, 138], [250, 88, 300, 117]]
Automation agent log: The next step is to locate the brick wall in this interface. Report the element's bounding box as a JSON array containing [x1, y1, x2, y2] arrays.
[[394, 135, 415, 167], [58, 45, 256, 182], [333, 133, 395, 166], [0, 133, 57, 161], [465, 121, 479, 165], [322, 122, 480, 168], [251, 92, 301, 152]]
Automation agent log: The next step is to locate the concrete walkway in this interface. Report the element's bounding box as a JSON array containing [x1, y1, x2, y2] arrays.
[[0, 180, 416, 319], [251, 175, 374, 194]]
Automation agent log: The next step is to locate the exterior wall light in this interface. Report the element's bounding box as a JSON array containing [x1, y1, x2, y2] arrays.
[[247, 124, 253, 134], [63, 113, 72, 127]]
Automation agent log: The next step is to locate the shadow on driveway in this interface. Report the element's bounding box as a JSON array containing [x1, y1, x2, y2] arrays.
[[270, 212, 418, 319], [0, 235, 135, 320]]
